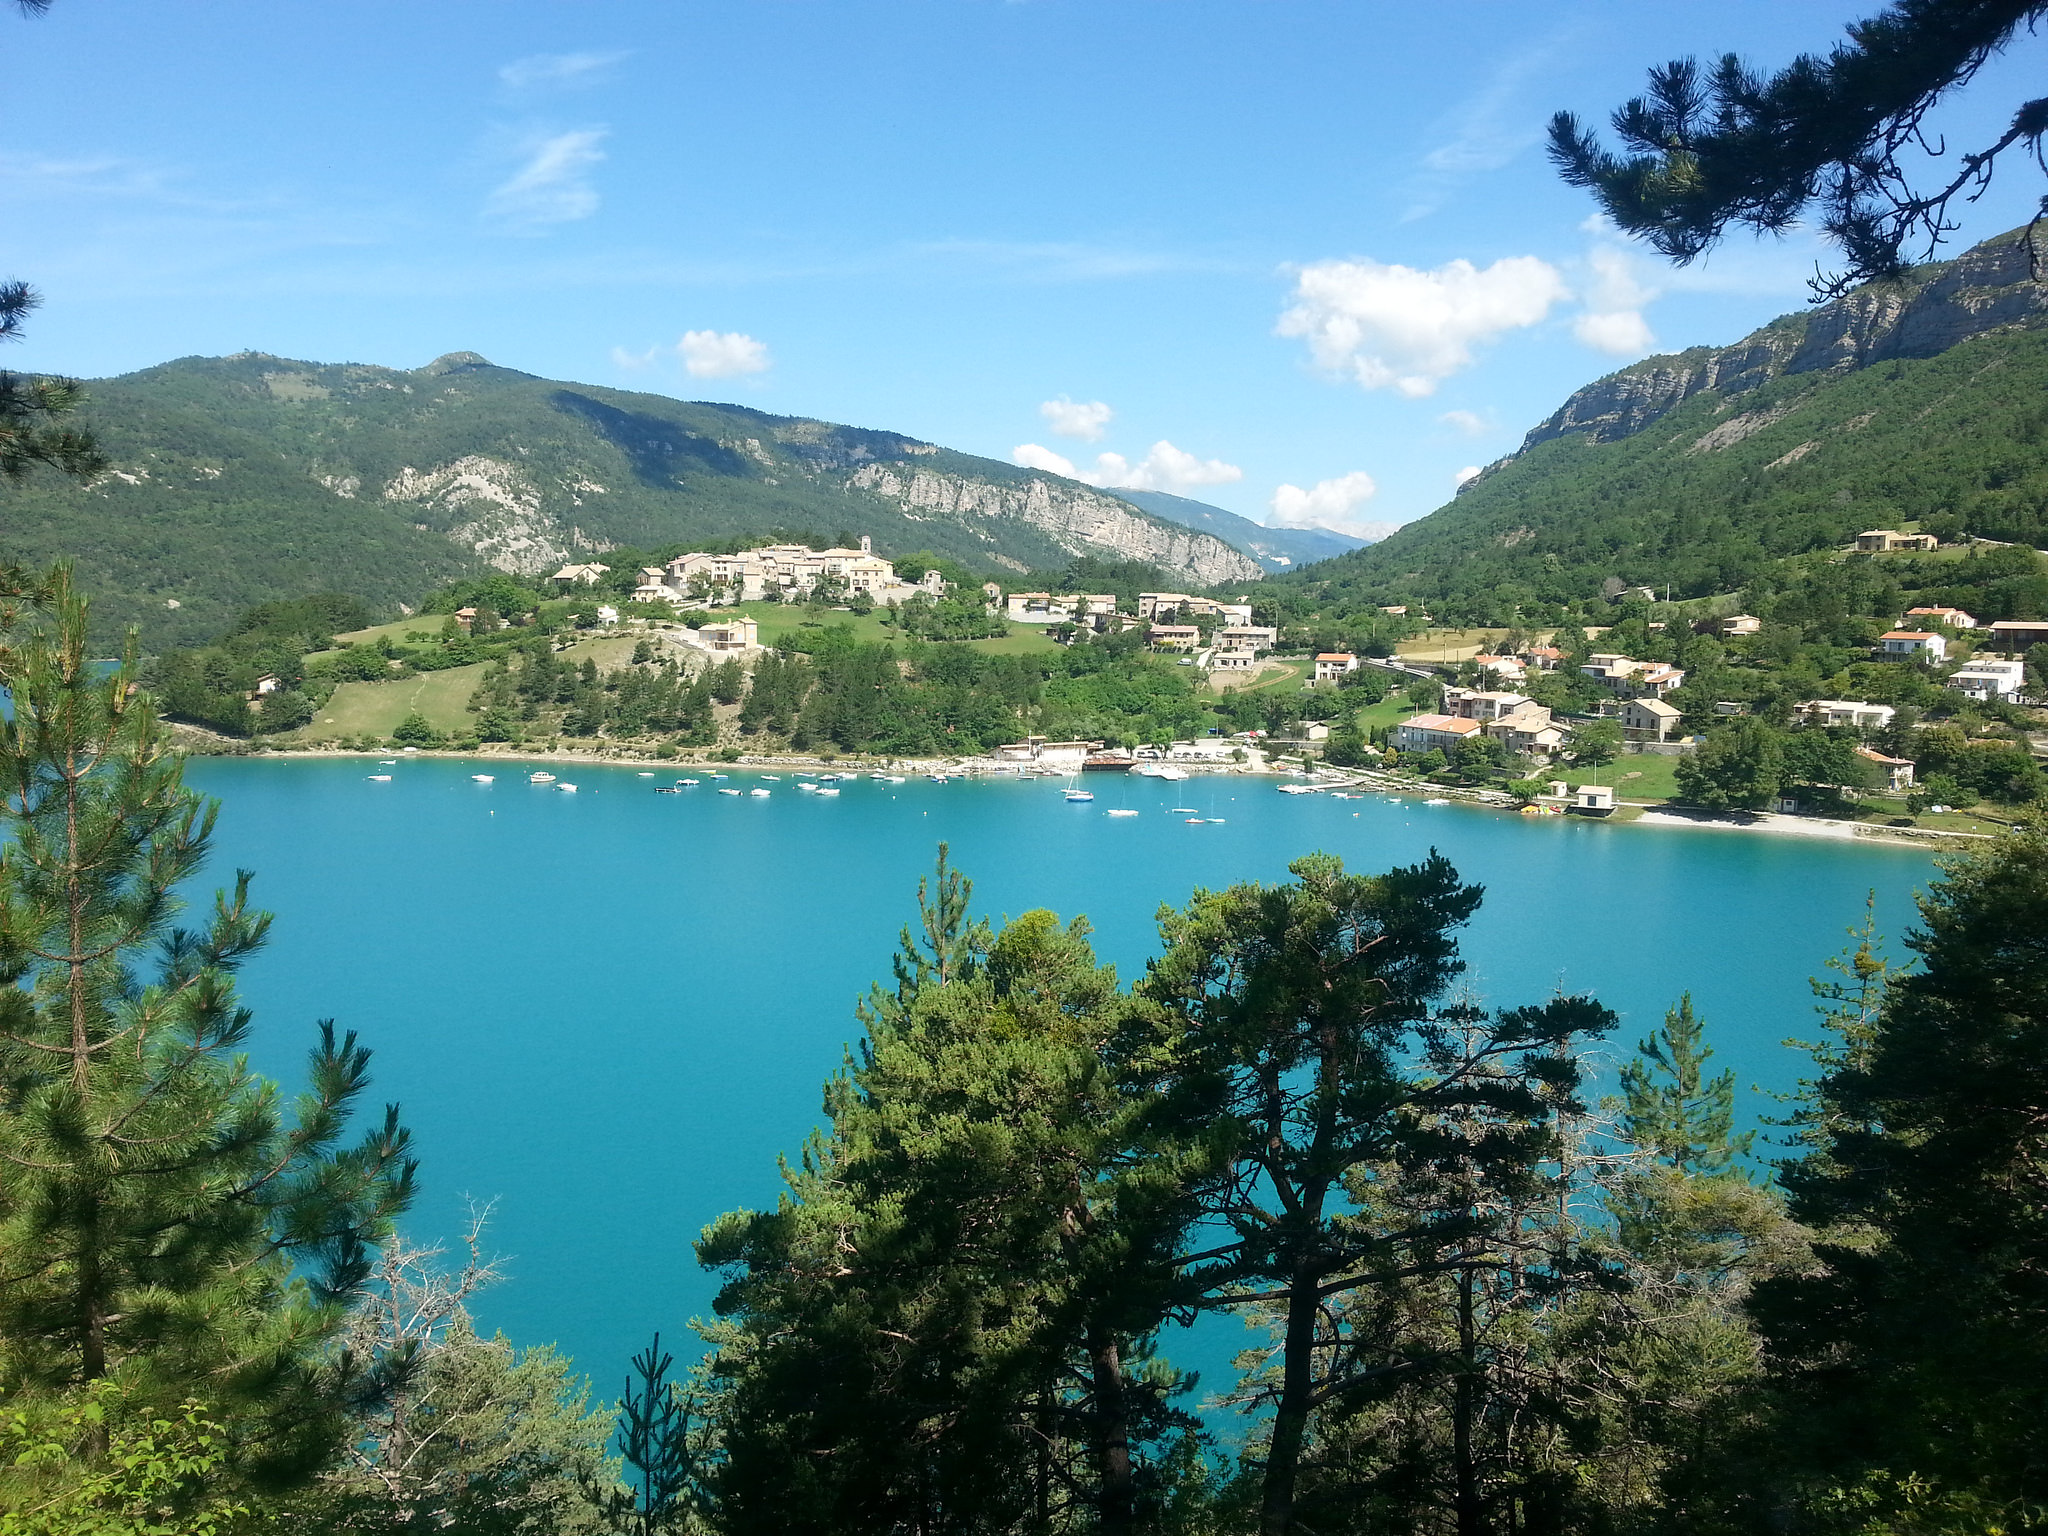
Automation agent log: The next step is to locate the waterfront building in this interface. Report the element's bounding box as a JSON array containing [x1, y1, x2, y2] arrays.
[[1395, 713, 1484, 753], [1856, 746, 1916, 791]]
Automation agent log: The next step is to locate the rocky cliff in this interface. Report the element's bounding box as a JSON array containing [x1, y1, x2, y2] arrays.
[[1511, 229, 2047, 458], [848, 464, 1264, 586]]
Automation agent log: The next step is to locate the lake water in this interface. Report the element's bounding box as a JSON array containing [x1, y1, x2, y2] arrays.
[[185, 757, 1936, 1396]]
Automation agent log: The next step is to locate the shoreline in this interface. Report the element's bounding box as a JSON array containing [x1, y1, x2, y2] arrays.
[[186, 738, 1984, 850]]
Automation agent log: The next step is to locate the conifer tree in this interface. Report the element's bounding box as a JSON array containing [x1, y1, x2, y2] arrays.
[[0, 565, 415, 1481], [1751, 814, 2048, 1520], [1619, 994, 1754, 1178], [1135, 851, 1615, 1536]]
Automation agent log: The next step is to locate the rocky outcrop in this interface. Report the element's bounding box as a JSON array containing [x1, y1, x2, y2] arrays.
[[847, 465, 1264, 586], [1521, 229, 2047, 453], [381, 455, 579, 574]]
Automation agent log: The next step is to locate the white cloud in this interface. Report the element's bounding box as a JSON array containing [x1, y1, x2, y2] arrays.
[[1268, 471, 1383, 538], [1011, 439, 1243, 494], [1438, 409, 1487, 436], [1038, 396, 1114, 441], [499, 50, 630, 91], [1572, 242, 1659, 356], [1278, 255, 1568, 397], [1454, 465, 1483, 487], [484, 128, 608, 231], [677, 330, 772, 379]]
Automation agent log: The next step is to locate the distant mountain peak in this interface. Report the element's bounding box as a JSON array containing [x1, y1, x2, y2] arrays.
[[420, 351, 498, 376]]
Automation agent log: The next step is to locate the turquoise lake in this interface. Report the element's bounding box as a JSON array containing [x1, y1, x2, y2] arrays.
[[184, 758, 1936, 1394]]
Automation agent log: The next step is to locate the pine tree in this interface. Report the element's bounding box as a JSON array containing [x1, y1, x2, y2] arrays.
[[1619, 994, 1754, 1178], [1751, 813, 2048, 1519], [1135, 851, 1615, 1536], [0, 565, 415, 1481]]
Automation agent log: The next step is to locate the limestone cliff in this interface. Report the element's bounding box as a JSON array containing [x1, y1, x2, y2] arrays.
[[1511, 230, 2047, 459], [847, 464, 1264, 586]]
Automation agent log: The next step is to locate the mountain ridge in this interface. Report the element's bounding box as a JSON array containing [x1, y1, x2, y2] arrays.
[[1105, 488, 1366, 571], [1277, 228, 2048, 620], [0, 351, 1262, 646]]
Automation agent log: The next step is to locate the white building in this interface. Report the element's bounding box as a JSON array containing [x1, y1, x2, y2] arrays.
[[1878, 630, 1948, 660], [1945, 657, 2026, 700], [1621, 697, 1683, 741], [1905, 606, 1977, 629], [1313, 652, 1358, 683], [1795, 699, 1896, 730], [697, 617, 760, 653], [550, 562, 611, 586]]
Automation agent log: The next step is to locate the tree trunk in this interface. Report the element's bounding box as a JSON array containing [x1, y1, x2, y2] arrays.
[[1089, 1327, 1135, 1533], [1455, 1267, 1481, 1536], [1259, 1260, 1321, 1536]]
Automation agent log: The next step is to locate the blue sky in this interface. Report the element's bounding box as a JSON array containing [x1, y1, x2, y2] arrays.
[[3, 1, 2041, 538]]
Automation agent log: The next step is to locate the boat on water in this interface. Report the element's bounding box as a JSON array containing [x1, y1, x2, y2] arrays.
[[471, 774, 494, 783], [529, 771, 557, 783], [886, 775, 907, 784], [378, 759, 397, 766], [1065, 789, 1095, 802], [928, 773, 949, 782], [761, 775, 782, 782], [1185, 816, 1204, 824], [1134, 762, 1189, 780], [817, 786, 840, 796], [556, 783, 578, 793], [367, 774, 392, 782], [718, 787, 742, 796], [1277, 784, 1317, 795], [637, 771, 655, 778], [798, 782, 819, 792], [750, 787, 772, 798], [1170, 806, 1197, 814], [1207, 818, 1227, 824], [677, 778, 699, 786], [709, 772, 729, 779], [1424, 797, 1450, 806], [1106, 808, 1139, 817]]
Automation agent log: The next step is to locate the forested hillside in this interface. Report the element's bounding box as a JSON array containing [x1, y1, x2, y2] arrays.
[[1280, 230, 2048, 623], [1110, 488, 1366, 570], [0, 351, 1259, 648]]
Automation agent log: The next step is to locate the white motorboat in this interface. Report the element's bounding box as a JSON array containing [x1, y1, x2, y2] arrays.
[[637, 771, 655, 777], [798, 782, 820, 792], [529, 771, 557, 784], [677, 778, 699, 786], [1277, 784, 1316, 795], [750, 787, 772, 798], [556, 782, 578, 792], [367, 774, 392, 782], [471, 774, 494, 783], [817, 786, 840, 796], [718, 787, 742, 796], [1065, 789, 1095, 802], [1106, 808, 1139, 817], [1424, 797, 1450, 806]]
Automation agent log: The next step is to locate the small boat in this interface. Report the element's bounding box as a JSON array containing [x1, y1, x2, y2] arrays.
[[1207, 818, 1227, 824], [1170, 806, 1197, 814], [718, 787, 742, 796], [677, 778, 699, 786], [367, 774, 392, 782], [1106, 808, 1139, 817], [761, 775, 781, 782], [529, 771, 557, 784], [886, 775, 906, 784], [817, 786, 840, 796], [556, 782, 578, 793], [798, 782, 820, 792], [709, 772, 729, 779], [471, 774, 494, 783], [1277, 784, 1317, 795], [379, 759, 397, 766], [1424, 797, 1450, 806], [1185, 816, 1204, 824], [928, 773, 949, 782], [750, 787, 772, 798], [637, 771, 655, 778], [1065, 790, 1095, 802]]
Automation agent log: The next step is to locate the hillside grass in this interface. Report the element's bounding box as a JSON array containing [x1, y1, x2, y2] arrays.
[[294, 662, 489, 740], [1552, 754, 1685, 803]]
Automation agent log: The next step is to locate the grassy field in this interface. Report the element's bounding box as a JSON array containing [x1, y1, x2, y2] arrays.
[[1212, 657, 1308, 695], [1396, 629, 1509, 664], [1552, 753, 1684, 802], [293, 662, 489, 740], [1351, 695, 1414, 734]]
